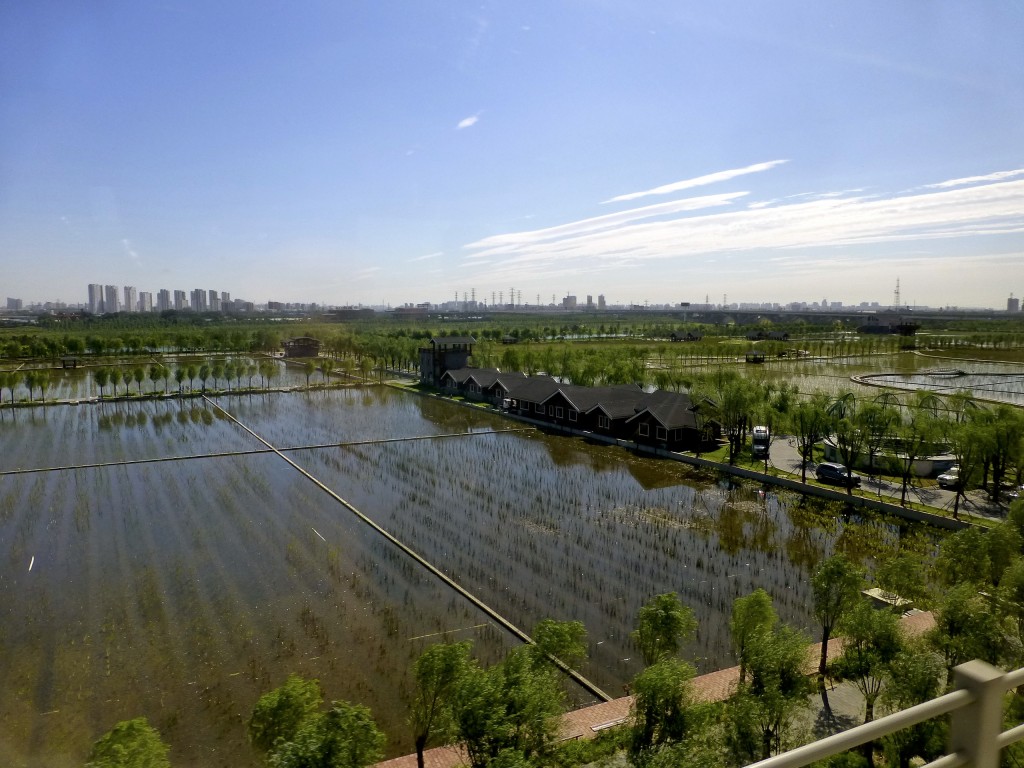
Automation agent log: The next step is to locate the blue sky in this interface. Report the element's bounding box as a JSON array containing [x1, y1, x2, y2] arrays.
[[2, 2, 1022, 309]]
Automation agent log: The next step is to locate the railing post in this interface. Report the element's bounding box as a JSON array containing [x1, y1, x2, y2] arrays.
[[949, 660, 1005, 768]]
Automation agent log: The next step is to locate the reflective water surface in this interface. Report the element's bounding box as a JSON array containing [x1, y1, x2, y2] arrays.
[[0, 387, 935, 767]]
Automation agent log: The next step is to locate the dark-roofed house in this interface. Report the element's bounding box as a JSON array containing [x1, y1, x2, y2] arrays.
[[439, 367, 530, 404], [433, 365, 719, 451], [502, 375, 561, 418], [542, 385, 646, 437], [282, 337, 322, 358], [626, 390, 718, 451], [670, 330, 703, 342], [419, 336, 476, 385]]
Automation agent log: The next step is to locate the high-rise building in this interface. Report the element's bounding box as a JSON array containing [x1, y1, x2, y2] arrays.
[[104, 285, 120, 314], [1009, 295, 1021, 313], [174, 290, 187, 310], [190, 288, 207, 312], [123, 286, 138, 313], [7, 297, 23, 310], [88, 284, 104, 314], [221, 291, 230, 306], [138, 291, 153, 312], [157, 289, 171, 312], [208, 289, 220, 312], [598, 294, 606, 310]]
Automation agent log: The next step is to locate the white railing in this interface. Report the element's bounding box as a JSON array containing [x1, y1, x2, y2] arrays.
[[748, 660, 1024, 768]]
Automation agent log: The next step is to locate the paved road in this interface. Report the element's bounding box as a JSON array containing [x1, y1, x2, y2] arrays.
[[766, 436, 1009, 522]]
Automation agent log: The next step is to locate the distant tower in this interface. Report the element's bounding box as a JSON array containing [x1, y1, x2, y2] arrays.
[[1009, 294, 1021, 313], [893, 278, 901, 310], [498, 291, 503, 305], [492, 291, 496, 307]]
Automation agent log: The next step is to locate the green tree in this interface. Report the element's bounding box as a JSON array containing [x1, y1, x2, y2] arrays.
[[629, 658, 696, 759], [212, 360, 225, 390], [173, 366, 185, 394], [268, 700, 384, 768], [945, 417, 987, 518], [85, 717, 170, 768], [727, 624, 811, 762], [879, 644, 946, 768], [198, 363, 211, 393], [874, 551, 931, 609], [788, 394, 830, 483], [811, 554, 863, 704], [893, 395, 941, 507], [452, 646, 563, 768], [132, 365, 146, 395], [94, 367, 110, 398], [185, 364, 197, 392], [831, 600, 904, 729], [927, 583, 1007, 682], [730, 589, 777, 685], [829, 397, 867, 495], [111, 367, 125, 396], [934, 527, 990, 588], [249, 674, 324, 754], [23, 370, 38, 401], [410, 642, 472, 768], [304, 360, 316, 388], [632, 593, 697, 667], [0, 371, 12, 403], [530, 618, 588, 669]]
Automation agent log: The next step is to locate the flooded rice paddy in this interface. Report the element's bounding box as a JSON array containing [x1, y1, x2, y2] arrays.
[[1, 386, 933, 767]]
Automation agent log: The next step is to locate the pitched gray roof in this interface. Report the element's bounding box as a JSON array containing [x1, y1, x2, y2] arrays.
[[627, 390, 700, 429]]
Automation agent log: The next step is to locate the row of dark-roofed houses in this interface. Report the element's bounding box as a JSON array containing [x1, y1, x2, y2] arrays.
[[439, 367, 721, 453]]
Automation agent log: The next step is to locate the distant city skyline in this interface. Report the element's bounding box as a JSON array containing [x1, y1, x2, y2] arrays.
[[1, 4, 1022, 308], [1, 280, 1020, 315]]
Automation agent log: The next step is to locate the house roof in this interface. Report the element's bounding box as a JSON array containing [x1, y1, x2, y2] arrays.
[[430, 336, 476, 345], [627, 390, 700, 430], [504, 375, 560, 403], [440, 368, 476, 385]]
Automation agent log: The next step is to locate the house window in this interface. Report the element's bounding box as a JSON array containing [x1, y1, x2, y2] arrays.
[[535, 404, 545, 414], [656, 426, 668, 441], [598, 415, 610, 429], [555, 407, 564, 418], [638, 423, 649, 436], [568, 410, 577, 422]]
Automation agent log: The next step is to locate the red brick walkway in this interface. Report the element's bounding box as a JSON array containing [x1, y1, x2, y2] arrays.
[[377, 612, 935, 768]]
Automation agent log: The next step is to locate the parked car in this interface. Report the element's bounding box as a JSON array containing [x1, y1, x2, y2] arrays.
[[751, 425, 770, 458], [937, 468, 960, 489], [815, 462, 861, 487]]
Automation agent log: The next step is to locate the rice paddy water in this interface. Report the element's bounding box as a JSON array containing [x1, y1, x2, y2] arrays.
[[0, 385, 937, 767]]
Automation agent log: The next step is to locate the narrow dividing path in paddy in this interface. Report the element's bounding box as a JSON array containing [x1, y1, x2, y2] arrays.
[[200, 396, 614, 704], [0, 428, 537, 476]]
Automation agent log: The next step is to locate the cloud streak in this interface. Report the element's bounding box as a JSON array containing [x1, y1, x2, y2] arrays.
[[462, 172, 1024, 286], [409, 251, 442, 262], [602, 159, 788, 203], [457, 114, 480, 130]]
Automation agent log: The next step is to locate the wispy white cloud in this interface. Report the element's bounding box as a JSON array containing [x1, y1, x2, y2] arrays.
[[353, 267, 382, 280], [462, 174, 1024, 287], [922, 168, 1024, 190], [602, 159, 788, 204], [457, 113, 481, 130], [466, 191, 748, 255], [121, 238, 139, 260], [408, 251, 442, 262]]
